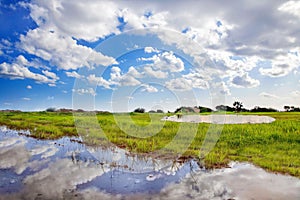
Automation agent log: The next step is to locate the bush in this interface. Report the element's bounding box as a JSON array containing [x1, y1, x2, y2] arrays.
[[46, 107, 56, 112]]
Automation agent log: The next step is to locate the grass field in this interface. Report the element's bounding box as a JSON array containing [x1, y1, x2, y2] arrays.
[[0, 111, 299, 177]]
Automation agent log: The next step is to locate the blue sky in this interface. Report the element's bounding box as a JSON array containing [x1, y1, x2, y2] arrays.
[[0, 0, 300, 111]]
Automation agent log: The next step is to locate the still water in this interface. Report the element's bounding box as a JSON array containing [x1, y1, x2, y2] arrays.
[[0, 127, 299, 200]]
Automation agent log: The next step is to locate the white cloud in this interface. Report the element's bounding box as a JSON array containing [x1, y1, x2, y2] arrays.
[[278, 1, 300, 18], [24, 1, 121, 41], [144, 46, 160, 53], [211, 81, 231, 95], [19, 28, 117, 70], [6, 0, 300, 95], [65, 71, 83, 79], [259, 50, 300, 77], [165, 78, 192, 91], [141, 51, 185, 72], [48, 83, 56, 87], [26, 85, 32, 89], [127, 66, 143, 78], [144, 66, 168, 79], [109, 66, 122, 83], [259, 92, 279, 99], [0, 56, 56, 84], [23, 97, 31, 101], [141, 84, 158, 93], [109, 66, 141, 86], [73, 88, 96, 96], [42, 70, 59, 80], [119, 75, 141, 86], [230, 73, 260, 88], [47, 96, 54, 100], [87, 74, 111, 89], [183, 72, 209, 89]]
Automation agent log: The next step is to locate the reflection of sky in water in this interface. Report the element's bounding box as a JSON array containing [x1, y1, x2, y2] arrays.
[[0, 126, 299, 200]]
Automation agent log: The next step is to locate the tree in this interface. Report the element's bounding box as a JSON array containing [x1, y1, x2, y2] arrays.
[[284, 106, 290, 112], [233, 101, 243, 113], [198, 106, 213, 113], [215, 105, 227, 111], [133, 108, 145, 113], [46, 107, 56, 112]]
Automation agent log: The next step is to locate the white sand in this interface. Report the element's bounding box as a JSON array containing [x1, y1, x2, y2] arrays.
[[162, 114, 275, 124]]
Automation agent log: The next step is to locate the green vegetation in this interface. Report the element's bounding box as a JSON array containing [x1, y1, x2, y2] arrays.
[[0, 111, 299, 177]]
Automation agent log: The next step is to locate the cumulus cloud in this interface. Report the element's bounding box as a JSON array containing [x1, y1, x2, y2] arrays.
[[127, 66, 143, 78], [65, 71, 83, 79], [87, 74, 111, 89], [141, 84, 158, 93], [278, 1, 300, 18], [211, 81, 231, 95], [19, 28, 117, 70], [0, 55, 57, 84], [144, 51, 185, 72], [42, 70, 59, 80], [144, 46, 160, 53], [183, 72, 209, 89], [4, 0, 300, 95], [0, 137, 31, 175], [144, 66, 168, 79], [26, 85, 32, 89], [109, 66, 141, 86], [230, 73, 260, 88], [24, 0, 121, 41], [259, 49, 300, 77], [119, 75, 141, 86], [165, 78, 192, 91]]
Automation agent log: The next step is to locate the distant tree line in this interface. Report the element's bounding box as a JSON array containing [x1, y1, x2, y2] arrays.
[[149, 109, 164, 113], [249, 106, 278, 112], [283, 106, 300, 112], [133, 108, 145, 113], [215, 104, 279, 112], [46, 103, 300, 114]]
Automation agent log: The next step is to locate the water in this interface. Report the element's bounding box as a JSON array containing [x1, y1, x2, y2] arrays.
[[0, 126, 299, 200]]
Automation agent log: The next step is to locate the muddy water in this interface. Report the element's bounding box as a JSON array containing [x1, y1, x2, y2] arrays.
[[0, 127, 299, 200]]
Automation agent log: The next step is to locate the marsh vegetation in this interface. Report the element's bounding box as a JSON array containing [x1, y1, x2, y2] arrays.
[[0, 111, 299, 177]]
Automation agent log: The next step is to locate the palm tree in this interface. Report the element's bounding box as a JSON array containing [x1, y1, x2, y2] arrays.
[[233, 101, 243, 113]]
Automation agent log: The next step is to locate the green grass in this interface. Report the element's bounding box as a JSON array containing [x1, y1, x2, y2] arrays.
[[0, 111, 299, 177]]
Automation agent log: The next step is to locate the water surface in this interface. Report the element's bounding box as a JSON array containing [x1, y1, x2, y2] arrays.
[[0, 127, 299, 200]]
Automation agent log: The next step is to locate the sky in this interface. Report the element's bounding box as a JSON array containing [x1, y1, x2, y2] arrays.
[[0, 0, 299, 112]]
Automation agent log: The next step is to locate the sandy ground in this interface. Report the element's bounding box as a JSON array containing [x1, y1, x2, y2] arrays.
[[162, 114, 276, 124]]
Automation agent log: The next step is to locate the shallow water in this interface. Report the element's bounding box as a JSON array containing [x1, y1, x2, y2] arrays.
[[0, 127, 299, 200], [163, 114, 276, 124]]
